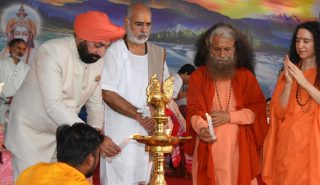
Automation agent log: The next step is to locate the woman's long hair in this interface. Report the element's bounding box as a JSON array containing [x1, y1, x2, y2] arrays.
[[289, 21, 320, 86]]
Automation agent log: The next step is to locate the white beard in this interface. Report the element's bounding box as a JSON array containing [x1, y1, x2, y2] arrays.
[[126, 26, 149, 44]]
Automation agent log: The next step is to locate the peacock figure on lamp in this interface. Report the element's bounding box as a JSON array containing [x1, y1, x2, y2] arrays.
[[132, 74, 191, 185]]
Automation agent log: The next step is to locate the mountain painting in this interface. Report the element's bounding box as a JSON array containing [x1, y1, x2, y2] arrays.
[[1, 0, 319, 98]]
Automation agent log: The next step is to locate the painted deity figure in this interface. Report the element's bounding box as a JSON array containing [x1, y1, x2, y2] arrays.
[[1, 4, 38, 64]]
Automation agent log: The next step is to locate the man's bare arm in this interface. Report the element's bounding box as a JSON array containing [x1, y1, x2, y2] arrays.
[[102, 89, 139, 119], [102, 89, 156, 133]]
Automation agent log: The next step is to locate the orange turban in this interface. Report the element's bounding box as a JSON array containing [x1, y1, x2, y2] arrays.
[[74, 11, 125, 42]]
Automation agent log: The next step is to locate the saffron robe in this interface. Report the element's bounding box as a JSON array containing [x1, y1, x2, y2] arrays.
[[262, 68, 320, 185], [185, 66, 268, 185]]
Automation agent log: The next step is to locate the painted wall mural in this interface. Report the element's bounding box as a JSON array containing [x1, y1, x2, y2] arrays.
[[0, 0, 319, 98]]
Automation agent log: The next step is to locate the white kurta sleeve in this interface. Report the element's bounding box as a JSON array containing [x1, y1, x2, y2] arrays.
[[85, 81, 104, 129], [163, 62, 170, 80], [36, 43, 83, 126], [172, 74, 183, 99], [101, 44, 121, 93], [0, 62, 7, 100]]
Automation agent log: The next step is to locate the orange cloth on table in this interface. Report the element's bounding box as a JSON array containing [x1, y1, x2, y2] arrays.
[[262, 68, 320, 185], [74, 11, 125, 42], [185, 66, 268, 185], [15, 162, 90, 185]]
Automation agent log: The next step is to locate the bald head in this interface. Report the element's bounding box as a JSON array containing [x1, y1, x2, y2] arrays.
[[126, 2, 151, 20], [125, 2, 152, 44]]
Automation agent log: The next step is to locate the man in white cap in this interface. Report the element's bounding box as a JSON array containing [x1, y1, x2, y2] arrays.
[[5, 11, 125, 180]]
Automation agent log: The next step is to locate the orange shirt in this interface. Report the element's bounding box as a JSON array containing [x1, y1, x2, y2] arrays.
[[15, 162, 90, 185]]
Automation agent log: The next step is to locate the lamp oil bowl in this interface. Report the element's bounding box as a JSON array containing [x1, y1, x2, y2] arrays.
[[132, 74, 191, 185]]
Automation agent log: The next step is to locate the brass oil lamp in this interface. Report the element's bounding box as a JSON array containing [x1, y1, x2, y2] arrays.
[[132, 74, 191, 185]]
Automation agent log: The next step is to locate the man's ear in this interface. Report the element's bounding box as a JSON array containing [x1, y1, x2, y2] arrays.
[[124, 17, 129, 27], [84, 153, 95, 167], [74, 35, 85, 46]]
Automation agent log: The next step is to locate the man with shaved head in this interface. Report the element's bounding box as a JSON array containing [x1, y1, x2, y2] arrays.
[[101, 2, 169, 185]]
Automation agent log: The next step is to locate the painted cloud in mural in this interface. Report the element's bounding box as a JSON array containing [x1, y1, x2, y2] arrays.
[[39, 0, 86, 6], [187, 0, 320, 18]]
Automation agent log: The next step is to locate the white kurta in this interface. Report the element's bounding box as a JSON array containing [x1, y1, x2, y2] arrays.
[[101, 39, 169, 185], [1, 43, 38, 65], [5, 37, 104, 172], [0, 58, 29, 123], [172, 73, 183, 99]]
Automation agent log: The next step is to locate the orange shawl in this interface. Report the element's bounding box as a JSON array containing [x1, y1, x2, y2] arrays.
[[185, 66, 268, 185]]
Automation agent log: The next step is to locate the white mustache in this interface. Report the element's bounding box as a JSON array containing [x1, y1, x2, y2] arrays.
[[138, 33, 148, 37]]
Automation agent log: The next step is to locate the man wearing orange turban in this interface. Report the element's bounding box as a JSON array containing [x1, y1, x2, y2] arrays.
[[5, 11, 125, 180]]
